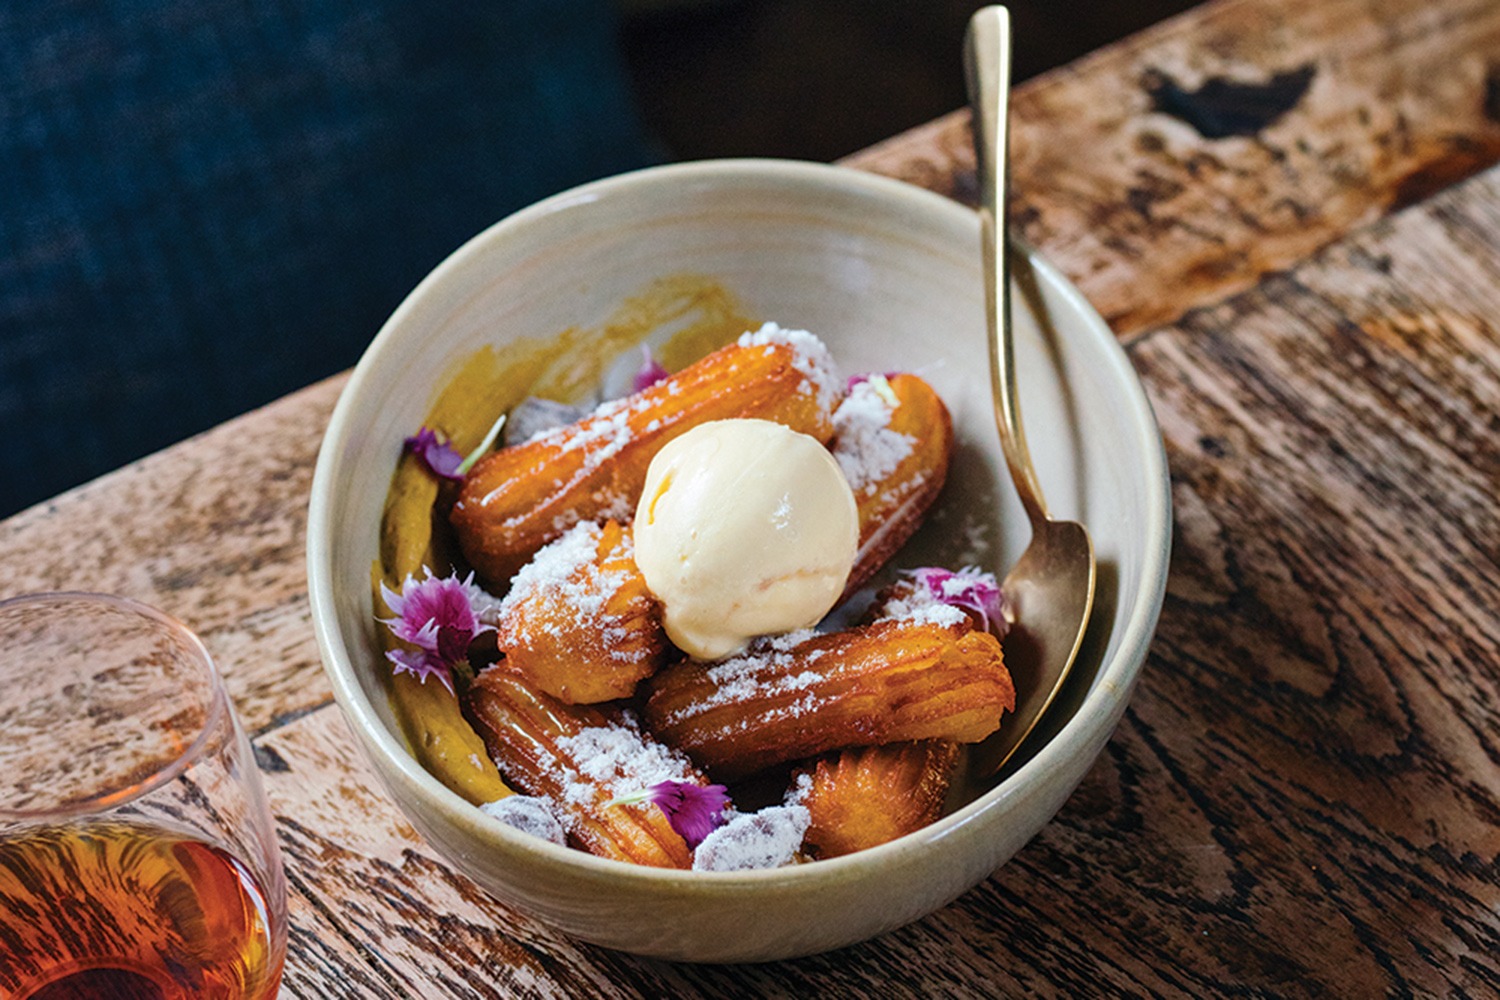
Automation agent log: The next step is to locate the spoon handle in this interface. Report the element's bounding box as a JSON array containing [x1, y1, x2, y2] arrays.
[[965, 6, 1049, 524]]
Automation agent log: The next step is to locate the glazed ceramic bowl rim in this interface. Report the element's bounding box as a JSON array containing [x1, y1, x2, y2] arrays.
[[308, 157, 1170, 887]]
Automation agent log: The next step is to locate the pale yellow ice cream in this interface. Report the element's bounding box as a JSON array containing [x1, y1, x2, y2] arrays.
[[633, 418, 859, 660]]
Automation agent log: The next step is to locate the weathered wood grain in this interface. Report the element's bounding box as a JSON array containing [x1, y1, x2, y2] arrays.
[[845, 0, 1500, 336], [5, 0, 1500, 994], [250, 168, 1500, 998], [1111, 170, 1500, 995], [0, 377, 345, 733], [260, 706, 720, 999], [254, 702, 1210, 998]]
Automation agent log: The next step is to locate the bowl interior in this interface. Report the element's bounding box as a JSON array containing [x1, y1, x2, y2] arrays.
[[307, 159, 1169, 958]]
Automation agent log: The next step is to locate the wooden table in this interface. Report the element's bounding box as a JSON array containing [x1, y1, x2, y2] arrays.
[[5, 0, 1498, 993]]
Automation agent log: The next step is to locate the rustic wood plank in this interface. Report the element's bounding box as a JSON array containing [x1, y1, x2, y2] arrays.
[[5, 1, 1499, 994], [845, 0, 1500, 336], [4, 0, 1492, 746], [0, 376, 345, 733], [1109, 169, 1500, 995], [255, 167, 1500, 997], [256, 702, 1195, 998]]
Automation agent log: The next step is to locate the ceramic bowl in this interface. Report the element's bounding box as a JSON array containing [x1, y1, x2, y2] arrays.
[[307, 159, 1170, 962]]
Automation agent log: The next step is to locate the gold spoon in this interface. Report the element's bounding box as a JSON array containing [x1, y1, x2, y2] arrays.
[[964, 5, 1097, 776]]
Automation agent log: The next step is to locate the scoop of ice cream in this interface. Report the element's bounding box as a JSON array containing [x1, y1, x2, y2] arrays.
[[633, 418, 858, 660]]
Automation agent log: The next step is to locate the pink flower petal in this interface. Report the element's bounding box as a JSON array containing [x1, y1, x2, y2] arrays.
[[377, 569, 503, 683], [386, 648, 455, 694], [909, 566, 1010, 637], [379, 568, 500, 649], [632, 345, 670, 393], [647, 780, 730, 849], [404, 427, 465, 480]]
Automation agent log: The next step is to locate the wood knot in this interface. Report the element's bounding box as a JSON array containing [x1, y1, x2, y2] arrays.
[[1142, 64, 1317, 140]]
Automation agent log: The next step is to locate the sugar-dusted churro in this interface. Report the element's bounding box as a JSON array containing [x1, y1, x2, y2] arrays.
[[833, 374, 953, 600], [465, 668, 710, 868], [643, 606, 1014, 781], [497, 520, 665, 704], [451, 325, 841, 585]]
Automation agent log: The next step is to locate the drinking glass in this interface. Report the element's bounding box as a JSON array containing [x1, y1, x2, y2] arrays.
[[0, 593, 287, 999]]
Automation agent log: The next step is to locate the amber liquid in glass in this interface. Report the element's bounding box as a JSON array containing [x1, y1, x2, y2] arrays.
[[0, 820, 280, 1000]]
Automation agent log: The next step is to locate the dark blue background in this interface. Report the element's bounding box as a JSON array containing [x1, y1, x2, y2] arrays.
[[0, 1, 656, 516]]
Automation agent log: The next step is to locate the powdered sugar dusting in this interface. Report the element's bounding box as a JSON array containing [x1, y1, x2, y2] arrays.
[[831, 378, 915, 495], [481, 795, 567, 845], [513, 392, 641, 490], [874, 587, 969, 629], [501, 521, 648, 663], [737, 323, 841, 414], [661, 630, 825, 726], [595, 490, 636, 524], [692, 805, 810, 871], [956, 512, 992, 565], [506, 398, 588, 447], [555, 716, 700, 812], [504, 520, 600, 596], [784, 770, 814, 807]]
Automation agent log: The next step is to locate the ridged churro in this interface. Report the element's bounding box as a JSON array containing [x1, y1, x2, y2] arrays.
[[833, 374, 953, 599], [452, 325, 840, 585], [465, 668, 708, 868], [643, 608, 1014, 781], [795, 740, 960, 858], [497, 520, 665, 704]]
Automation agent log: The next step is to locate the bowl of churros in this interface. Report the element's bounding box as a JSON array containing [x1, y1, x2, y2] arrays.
[[307, 158, 1170, 962]]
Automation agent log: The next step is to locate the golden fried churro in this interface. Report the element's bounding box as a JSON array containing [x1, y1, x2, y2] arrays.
[[795, 740, 960, 858], [498, 520, 665, 704], [465, 668, 706, 868], [643, 609, 1014, 780], [833, 374, 953, 600], [451, 325, 840, 585]]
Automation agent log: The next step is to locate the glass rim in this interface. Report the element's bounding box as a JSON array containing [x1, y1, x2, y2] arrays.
[[0, 591, 231, 822]]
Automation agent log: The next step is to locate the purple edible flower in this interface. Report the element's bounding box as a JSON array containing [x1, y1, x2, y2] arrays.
[[385, 647, 455, 693], [378, 568, 503, 692], [606, 779, 731, 849], [632, 344, 670, 393], [649, 781, 732, 848], [908, 566, 1010, 637], [403, 427, 465, 480]]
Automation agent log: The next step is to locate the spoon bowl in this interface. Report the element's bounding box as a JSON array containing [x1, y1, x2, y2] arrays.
[[964, 5, 1098, 776]]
